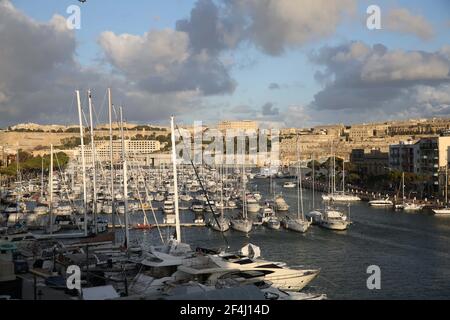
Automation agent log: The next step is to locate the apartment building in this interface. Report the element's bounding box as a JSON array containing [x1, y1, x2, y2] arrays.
[[350, 148, 389, 176], [217, 120, 258, 132], [389, 136, 450, 193], [76, 139, 161, 166], [389, 141, 420, 174]]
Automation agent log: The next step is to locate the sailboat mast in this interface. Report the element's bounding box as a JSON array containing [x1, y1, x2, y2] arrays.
[[120, 107, 130, 248], [41, 158, 44, 199], [342, 160, 345, 193], [312, 153, 315, 210], [108, 88, 115, 241], [76, 90, 88, 236], [296, 135, 304, 219], [446, 165, 448, 205], [296, 136, 300, 219], [242, 138, 246, 220], [49, 144, 53, 235], [333, 149, 336, 195], [88, 90, 98, 234], [170, 116, 181, 242], [402, 172, 405, 203]]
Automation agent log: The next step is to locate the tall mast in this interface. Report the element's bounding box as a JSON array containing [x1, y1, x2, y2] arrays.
[[402, 172, 405, 203], [312, 153, 315, 210], [170, 116, 181, 242], [49, 144, 53, 234], [241, 135, 246, 220], [40, 158, 44, 200], [296, 134, 304, 219], [88, 90, 98, 234], [76, 90, 88, 236], [108, 88, 115, 242], [445, 165, 448, 206], [333, 148, 336, 195], [342, 160, 345, 193], [120, 107, 130, 248]]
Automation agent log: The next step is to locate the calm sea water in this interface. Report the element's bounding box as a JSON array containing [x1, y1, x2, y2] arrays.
[[119, 178, 450, 300]]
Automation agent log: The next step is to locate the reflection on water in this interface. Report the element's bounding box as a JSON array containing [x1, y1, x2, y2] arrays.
[[116, 179, 450, 299]]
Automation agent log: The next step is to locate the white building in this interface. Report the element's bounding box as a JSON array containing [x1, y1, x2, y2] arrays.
[[76, 139, 161, 166]]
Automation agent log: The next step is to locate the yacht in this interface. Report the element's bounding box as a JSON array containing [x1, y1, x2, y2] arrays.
[[403, 203, 424, 211], [433, 208, 450, 216], [210, 246, 320, 291], [208, 216, 230, 232], [369, 198, 393, 207], [163, 200, 175, 214], [265, 216, 281, 230], [255, 205, 274, 226], [305, 210, 322, 224], [275, 195, 289, 211], [190, 200, 204, 212], [329, 193, 361, 202], [318, 209, 349, 231], [281, 216, 310, 233], [283, 182, 296, 188], [230, 217, 253, 233], [246, 197, 261, 213]]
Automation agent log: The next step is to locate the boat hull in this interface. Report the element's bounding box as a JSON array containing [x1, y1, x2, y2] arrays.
[[230, 219, 252, 233]]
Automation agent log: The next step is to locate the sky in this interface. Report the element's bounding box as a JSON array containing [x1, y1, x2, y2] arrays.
[[0, 0, 449, 128]]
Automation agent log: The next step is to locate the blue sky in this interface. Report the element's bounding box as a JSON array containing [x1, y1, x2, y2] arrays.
[[2, 0, 449, 127]]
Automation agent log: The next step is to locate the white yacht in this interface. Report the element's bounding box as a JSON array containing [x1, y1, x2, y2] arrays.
[[208, 216, 230, 232], [230, 218, 253, 233], [433, 208, 450, 216], [265, 216, 281, 230], [275, 195, 289, 211], [330, 193, 361, 202], [369, 198, 393, 207], [190, 200, 204, 212], [246, 197, 261, 213], [210, 246, 320, 291], [163, 200, 175, 214], [318, 209, 349, 231], [283, 182, 296, 188], [282, 216, 310, 233], [255, 206, 274, 226], [305, 210, 322, 224], [403, 203, 424, 211]]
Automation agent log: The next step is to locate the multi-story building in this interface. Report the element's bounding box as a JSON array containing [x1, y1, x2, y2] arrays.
[[217, 120, 258, 132], [389, 140, 420, 174], [350, 148, 389, 176], [312, 124, 344, 137], [348, 123, 390, 141], [348, 125, 375, 141], [389, 136, 450, 193], [75, 139, 161, 166]]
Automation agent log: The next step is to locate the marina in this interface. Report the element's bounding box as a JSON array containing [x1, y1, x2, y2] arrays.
[[1, 0, 450, 306]]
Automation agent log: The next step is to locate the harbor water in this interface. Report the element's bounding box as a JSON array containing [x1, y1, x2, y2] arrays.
[[118, 178, 450, 299]]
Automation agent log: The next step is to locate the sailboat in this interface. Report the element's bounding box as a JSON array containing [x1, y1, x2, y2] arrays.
[[208, 166, 230, 232], [230, 159, 253, 233], [282, 135, 310, 233], [306, 154, 323, 224], [433, 165, 450, 215], [45, 144, 61, 234], [395, 172, 423, 211], [328, 160, 361, 202], [394, 172, 406, 210]]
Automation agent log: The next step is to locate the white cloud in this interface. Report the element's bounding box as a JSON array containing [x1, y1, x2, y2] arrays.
[[308, 41, 450, 121], [230, 0, 357, 55], [361, 50, 450, 82], [386, 8, 434, 41], [99, 29, 190, 79]]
